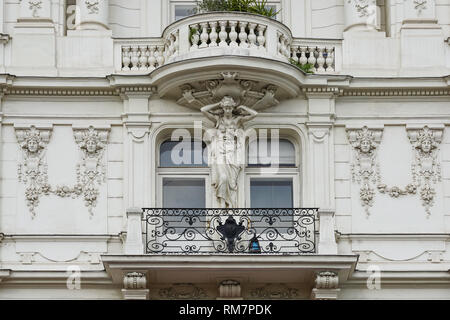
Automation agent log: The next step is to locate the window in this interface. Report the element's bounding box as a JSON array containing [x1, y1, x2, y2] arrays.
[[250, 178, 293, 208], [245, 134, 300, 208], [157, 137, 210, 208], [171, 1, 197, 22], [160, 140, 207, 167], [163, 178, 206, 208], [248, 138, 296, 167]]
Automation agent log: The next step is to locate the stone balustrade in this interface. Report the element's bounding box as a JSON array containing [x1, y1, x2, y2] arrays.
[[290, 38, 342, 73], [115, 12, 340, 74]]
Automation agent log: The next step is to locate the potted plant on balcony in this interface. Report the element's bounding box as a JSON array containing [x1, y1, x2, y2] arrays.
[[194, 0, 279, 19]]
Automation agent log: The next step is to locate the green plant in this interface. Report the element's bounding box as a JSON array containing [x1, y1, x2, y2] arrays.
[[289, 58, 315, 74], [195, 0, 279, 18]]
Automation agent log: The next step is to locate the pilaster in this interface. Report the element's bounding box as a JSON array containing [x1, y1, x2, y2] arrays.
[[304, 89, 337, 210], [121, 88, 155, 209]]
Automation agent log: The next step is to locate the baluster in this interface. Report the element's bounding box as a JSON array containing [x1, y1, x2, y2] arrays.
[[284, 39, 291, 58], [279, 35, 287, 58], [168, 34, 175, 60], [218, 21, 228, 47], [229, 21, 238, 47], [199, 22, 209, 48], [238, 21, 248, 48], [209, 21, 218, 47], [173, 32, 179, 57], [326, 46, 335, 72], [248, 23, 257, 49], [299, 46, 308, 66], [316, 47, 325, 73], [122, 46, 131, 71], [138, 45, 148, 71], [291, 46, 299, 63], [190, 24, 200, 50], [307, 47, 317, 72], [156, 46, 165, 67], [130, 46, 139, 71], [148, 46, 157, 71], [257, 25, 266, 50]]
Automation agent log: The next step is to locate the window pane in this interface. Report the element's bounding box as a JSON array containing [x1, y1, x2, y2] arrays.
[[160, 140, 207, 167], [250, 179, 293, 208], [174, 5, 196, 21], [248, 139, 295, 167], [163, 178, 206, 208]]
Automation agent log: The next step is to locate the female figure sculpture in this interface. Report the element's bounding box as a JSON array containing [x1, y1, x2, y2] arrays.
[[201, 96, 257, 208]]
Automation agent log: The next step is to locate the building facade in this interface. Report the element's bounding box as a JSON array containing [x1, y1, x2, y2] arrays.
[[0, 0, 449, 300]]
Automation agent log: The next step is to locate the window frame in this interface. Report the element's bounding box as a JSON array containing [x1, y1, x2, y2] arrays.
[[244, 134, 300, 208]]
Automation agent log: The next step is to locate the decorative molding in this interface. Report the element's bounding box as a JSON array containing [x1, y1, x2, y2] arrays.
[[16, 125, 52, 218], [249, 284, 299, 300], [302, 87, 340, 95], [406, 125, 443, 216], [341, 88, 450, 97], [159, 284, 208, 300], [4, 87, 118, 96], [347, 126, 383, 215], [377, 183, 417, 198]]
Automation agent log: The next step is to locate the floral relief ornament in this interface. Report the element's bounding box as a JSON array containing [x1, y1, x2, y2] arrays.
[[28, 0, 43, 18], [73, 126, 109, 216], [347, 126, 383, 215], [85, 1, 99, 14], [347, 0, 376, 17], [407, 126, 443, 216], [16, 126, 52, 218]]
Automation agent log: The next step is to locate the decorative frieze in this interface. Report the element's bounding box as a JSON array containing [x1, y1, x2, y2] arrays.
[[249, 284, 299, 300], [347, 126, 383, 215], [159, 284, 208, 300], [16, 125, 52, 218]]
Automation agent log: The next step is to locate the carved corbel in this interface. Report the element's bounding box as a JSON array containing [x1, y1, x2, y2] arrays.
[[122, 272, 149, 300], [218, 280, 242, 300], [311, 271, 340, 300], [347, 125, 383, 216]]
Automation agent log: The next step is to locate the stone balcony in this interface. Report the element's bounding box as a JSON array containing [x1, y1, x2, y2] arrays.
[[114, 12, 341, 75]]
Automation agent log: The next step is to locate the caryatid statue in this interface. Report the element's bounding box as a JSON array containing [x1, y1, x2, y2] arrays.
[[201, 96, 257, 208]]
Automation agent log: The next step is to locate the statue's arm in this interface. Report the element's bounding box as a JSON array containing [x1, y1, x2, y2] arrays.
[[237, 105, 258, 124], [201, 102, 221, 123]]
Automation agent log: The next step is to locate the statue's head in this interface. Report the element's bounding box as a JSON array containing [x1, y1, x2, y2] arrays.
[[26, 138, 39, 153], [220, 96, 236, 116], [86, 138, 98, 154]]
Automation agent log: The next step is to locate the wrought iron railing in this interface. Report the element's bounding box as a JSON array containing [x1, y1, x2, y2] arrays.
[[142, 208, 317, 255]]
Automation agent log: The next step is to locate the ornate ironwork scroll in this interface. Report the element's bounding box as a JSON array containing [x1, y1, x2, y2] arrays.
[[143, 208, 317, 255]]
